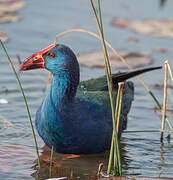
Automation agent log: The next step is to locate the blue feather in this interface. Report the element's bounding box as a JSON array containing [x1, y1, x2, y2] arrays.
[[35, 44, 134, 154], [19, 44, 161, 154]]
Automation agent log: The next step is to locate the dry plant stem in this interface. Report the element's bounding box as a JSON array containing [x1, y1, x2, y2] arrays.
[[116, 83, 124, 132], [165, 61, 173, 133], [97, 163, 104, 177], [164, 61, 173, 130], [0, 40, 41, 169], [161, 61, 168, 141], [114, 82, 124, 174], [167, 61, 173, 83]]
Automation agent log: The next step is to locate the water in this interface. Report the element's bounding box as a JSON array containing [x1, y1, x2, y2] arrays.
[[0, 0, 173, 179]]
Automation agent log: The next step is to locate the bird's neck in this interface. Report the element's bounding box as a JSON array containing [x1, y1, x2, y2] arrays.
[[49, 72, 78, 109]]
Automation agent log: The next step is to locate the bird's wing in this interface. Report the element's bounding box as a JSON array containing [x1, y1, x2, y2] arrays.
[[78, 66, 162, 92], [77, 79, 134, 106]]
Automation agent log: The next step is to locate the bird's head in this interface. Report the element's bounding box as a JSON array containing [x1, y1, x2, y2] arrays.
[[20, 44, 79, 73], [19, 43, 80, 81]]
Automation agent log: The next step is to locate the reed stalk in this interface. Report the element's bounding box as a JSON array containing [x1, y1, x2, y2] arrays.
[[161, 61, 168, 141], [107, 83, 121, 175], [164, 61, 173, 130], [113, 83, 124, 175], [116, 83, 124, 132], [167, 61, 173, 83], [115, 83, 124, 174], [107, 83, 123, 175], [49, 146, 54, 178], [0, 40, 41, 169], [107, 136, 114, 175], [90, 0, 122, 175], [113, 83, 121, 174]]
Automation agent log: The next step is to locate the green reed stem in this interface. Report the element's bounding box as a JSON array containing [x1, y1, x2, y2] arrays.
[[112, 87, 121, 174], [49, 146, 54, 178], [0, 40, 41, 169], [108, 83, 123, 175], [97, 0, 103, 32], [107, 136, 114, 174], [91, 0, 122, 175]]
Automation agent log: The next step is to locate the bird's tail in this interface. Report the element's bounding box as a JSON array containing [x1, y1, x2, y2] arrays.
[[112, 66, 162, 84]]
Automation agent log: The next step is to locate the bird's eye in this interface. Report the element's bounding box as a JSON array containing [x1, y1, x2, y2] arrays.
[[48, 52, 55, 58], [33, 56, 39, 61]]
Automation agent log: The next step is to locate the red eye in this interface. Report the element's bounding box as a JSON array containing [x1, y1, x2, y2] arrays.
[[49, 52, 55, 58]]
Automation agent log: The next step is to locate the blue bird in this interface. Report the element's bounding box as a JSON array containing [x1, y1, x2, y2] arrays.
[[19, 44, 161, 154]]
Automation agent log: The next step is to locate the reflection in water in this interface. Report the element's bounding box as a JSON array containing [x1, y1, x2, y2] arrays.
[[159, 141, 165, 177], [159, 140, 173, 177], [160, 142, 165, 166], [32, 145, 107, 180], [122, 135, 173, 177], [31, 141, 129, 180]]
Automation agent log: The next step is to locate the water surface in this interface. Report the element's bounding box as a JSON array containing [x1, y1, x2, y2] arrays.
[[0, 0, 173, 179]]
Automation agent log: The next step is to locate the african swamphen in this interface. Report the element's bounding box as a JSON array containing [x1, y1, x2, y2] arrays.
[[19, 44, 161, 154]]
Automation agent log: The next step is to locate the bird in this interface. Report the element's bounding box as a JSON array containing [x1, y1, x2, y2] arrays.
[[19, 44, 161, 154]]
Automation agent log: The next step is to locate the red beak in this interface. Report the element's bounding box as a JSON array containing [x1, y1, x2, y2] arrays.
[[19, 44, 55, 71]]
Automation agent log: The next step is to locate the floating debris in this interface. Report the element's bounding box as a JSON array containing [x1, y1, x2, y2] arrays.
[[112, 18, 173, 39], [0, 0, 24, 23], [0, 0, 24, 42], [154, 48, 168, 53], [77, 50, 153, 68], [0, 12, 20, 23], [0, 87, 8, 94], [0, 98, 8, 104], [0, 0, 24, 13], [127, 37, 139, 43]]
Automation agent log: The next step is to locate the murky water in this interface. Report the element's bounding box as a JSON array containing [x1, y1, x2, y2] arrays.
[[0, 0, 173, 179]]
